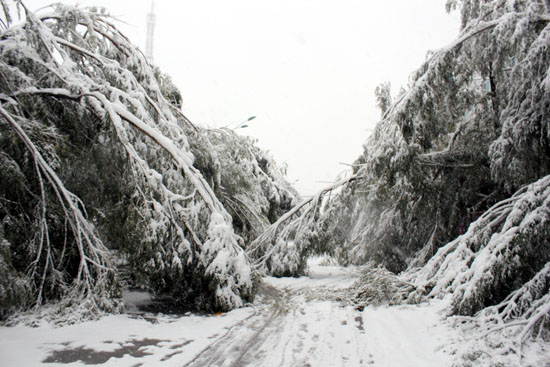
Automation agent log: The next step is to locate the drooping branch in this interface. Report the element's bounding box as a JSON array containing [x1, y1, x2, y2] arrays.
[[0, 2, 257, 316], [247, 174, 361, 275], [0, 104, 115, 307], [416, 150, 476, 168], [404, 174, 550, 318]]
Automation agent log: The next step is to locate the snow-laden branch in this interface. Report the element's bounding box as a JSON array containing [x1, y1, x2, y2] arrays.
[[248, 174, 360, 276], [0, 2, 257, 316], [6, 86, 258, 257], [402, 174, 550, 348], [386, 10, 550, 142], [0, 104, 117, 312]]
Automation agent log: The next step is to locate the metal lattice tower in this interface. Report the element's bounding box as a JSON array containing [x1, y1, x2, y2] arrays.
[[145, 1, 156, 63]]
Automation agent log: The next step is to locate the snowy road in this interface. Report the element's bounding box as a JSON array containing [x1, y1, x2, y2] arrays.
[[186, 266, 369, 367], [0, 263, 456, 367], [186, 264, 454, 367]]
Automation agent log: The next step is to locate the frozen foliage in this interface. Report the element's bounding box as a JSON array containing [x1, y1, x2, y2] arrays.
[[0, 1, 299, 319], [399, 175, 550, 363], [343, 262, 414, 310], [247, 0, 550, 357], [189, 128, 299, 246], [247, 175, 358, 276], [405, 175, 550, 315], [308, 0, 550, 274], [248, 0, 550, 275]]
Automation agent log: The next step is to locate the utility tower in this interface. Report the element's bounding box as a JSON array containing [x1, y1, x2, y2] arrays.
[[145, 1, 156, 63]]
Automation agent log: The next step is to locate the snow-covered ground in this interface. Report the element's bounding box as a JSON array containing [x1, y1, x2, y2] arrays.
[[0, 299, 253, 366], [0, 261, 459, 367]]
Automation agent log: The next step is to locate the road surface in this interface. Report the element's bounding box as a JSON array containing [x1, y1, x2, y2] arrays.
[[184, 264, 453, 367], [0, 263, 454, 367]]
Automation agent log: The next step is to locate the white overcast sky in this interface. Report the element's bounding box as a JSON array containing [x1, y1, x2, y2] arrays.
[[24, 0, 460, 197]]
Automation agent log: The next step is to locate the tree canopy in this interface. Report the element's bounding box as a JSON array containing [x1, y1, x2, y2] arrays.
[[0, 1, 297, 320]]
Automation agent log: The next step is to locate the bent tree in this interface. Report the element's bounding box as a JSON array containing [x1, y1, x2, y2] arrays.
[[0, 1, 264, 318], [322, 0, 550, 351], [303, 0, 550, 273], [249, 0, 550, 353]]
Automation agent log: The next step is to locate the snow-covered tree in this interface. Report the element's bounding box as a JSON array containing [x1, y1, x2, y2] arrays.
[[0, 1, 294, 319], [304, 0, 550, 350], [294, 0, 550, 275], [405, 175, 550, 314], [403, 174, 550, 359], [247, 174, 358, 276], [245, 0, 550, 352], [188, 128, 299, 246]]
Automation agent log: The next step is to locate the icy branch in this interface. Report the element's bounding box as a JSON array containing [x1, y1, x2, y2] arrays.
[[248, 174, 360, 276]]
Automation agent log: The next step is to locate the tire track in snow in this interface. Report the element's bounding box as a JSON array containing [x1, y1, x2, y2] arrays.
[[183, 283, 289, 367], [183, 266, 370, 367]]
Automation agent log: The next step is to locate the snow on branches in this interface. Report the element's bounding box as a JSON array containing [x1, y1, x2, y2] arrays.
[[0, 103, 120, 319], [0, 1, 258, 318], [308, 0, 550, 275], [404, 175, 550, 345], [189, 128, 299, 246], [345, 262, 415, 310], [247, 174, 359, 277]]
